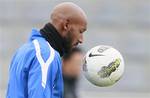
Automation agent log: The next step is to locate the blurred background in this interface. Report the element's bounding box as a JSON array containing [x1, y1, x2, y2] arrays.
[[0, 0, 150, 98]]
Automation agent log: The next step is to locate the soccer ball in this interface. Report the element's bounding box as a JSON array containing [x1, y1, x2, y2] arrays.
[[83, 45, 124, 87]]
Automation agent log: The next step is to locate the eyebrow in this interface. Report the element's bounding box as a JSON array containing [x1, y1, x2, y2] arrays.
[[80, 29, 86, 33]]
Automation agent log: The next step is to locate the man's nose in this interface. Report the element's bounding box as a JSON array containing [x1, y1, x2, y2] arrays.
[[79, 35, 83, 43]]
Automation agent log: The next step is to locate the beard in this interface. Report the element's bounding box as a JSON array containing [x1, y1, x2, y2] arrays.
[[63, 31, 74, 54]]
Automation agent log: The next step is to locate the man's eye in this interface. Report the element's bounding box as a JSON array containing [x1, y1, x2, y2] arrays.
[[80, 31, 83, 34]]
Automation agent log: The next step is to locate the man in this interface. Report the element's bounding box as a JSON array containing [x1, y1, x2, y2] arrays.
[[6, 2, 87, 98], [62, 47, 83, 98]]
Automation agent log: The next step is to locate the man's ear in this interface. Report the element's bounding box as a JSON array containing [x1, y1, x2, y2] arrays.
[[63, 19, 70, 30]]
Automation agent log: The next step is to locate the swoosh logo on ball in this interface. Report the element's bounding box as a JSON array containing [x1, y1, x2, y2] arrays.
[[89, 53, 104, 57]]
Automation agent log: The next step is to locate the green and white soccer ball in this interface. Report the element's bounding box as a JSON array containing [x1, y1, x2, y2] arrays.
[[83, 45, 124, 87]]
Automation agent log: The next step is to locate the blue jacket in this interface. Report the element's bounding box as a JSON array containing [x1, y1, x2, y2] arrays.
[[6, 29, 64, 98]]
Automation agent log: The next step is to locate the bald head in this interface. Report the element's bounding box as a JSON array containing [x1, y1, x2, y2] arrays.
[[51, 2, 87, 24], [50, 2, 87, 34], [50, 2, 87, 52]]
